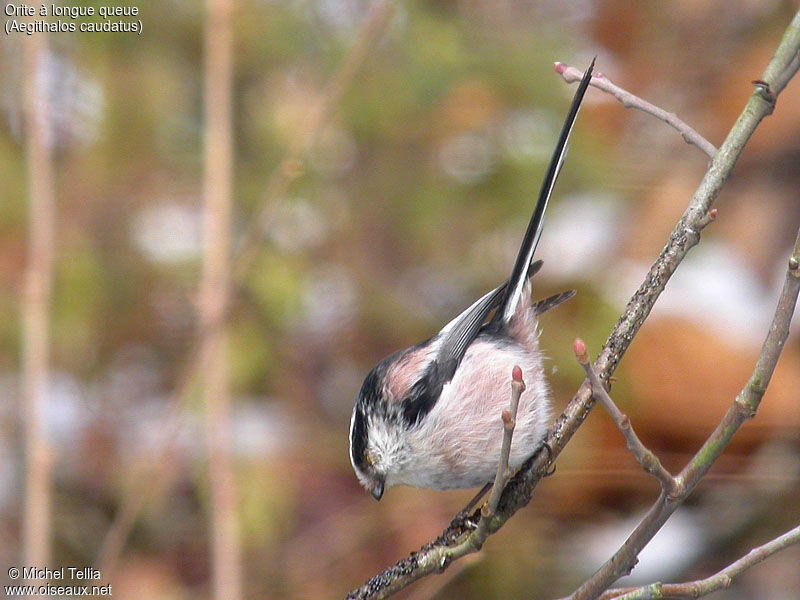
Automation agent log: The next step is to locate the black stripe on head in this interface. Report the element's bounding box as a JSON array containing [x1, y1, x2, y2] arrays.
[[351, 366, 382, 472], [350, 401, 368, 472]]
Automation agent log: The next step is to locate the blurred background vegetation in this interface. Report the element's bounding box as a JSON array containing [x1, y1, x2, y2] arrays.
[[2, 1, 800, 598]]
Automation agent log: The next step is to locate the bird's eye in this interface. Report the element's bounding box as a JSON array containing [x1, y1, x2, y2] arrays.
[[365, 451, 373, 466]]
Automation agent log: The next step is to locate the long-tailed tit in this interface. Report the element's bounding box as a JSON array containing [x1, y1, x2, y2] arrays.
[[350, 60, 595, 500]]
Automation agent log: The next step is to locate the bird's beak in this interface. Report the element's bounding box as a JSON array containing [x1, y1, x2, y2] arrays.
[[371, 480, 384, 501]]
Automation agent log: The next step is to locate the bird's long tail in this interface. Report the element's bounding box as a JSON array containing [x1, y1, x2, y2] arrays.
[[494, 58, 595, 325]]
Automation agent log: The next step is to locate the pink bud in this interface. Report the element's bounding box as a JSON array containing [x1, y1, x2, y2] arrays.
[[512, 365, 523, 382], [573, 338, 590, 364]]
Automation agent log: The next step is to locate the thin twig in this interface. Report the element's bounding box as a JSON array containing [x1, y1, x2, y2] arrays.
[[568, 228, 800, 600], [605, 523, 800, 600], [573, 339, 675, 494], [344, 10, 800, 599], [554, 62, 718, 159], [473, 366, 526, 544], [21, 31, 55, 592], [202, 0, 242, 598]]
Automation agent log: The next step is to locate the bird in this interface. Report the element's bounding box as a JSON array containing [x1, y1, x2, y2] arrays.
[[349, 59, 595, 500]]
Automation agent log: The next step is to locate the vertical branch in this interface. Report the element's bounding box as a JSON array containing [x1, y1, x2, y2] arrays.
[[202, 0, 241, 599], [21, 33, 55, 585], [95, 1, 395, 575]]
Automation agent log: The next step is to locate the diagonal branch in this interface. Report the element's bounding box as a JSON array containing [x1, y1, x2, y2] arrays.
[[344, 9, 800, 599], [573, 339, 675, 494], [567, 228, 800, 600], [602, 523, 800, 600], [554, 62, 717, 159]]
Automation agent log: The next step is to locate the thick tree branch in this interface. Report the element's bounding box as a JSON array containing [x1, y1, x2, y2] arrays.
[[554, 62, 717, 159], [345, 10, 800, 599]]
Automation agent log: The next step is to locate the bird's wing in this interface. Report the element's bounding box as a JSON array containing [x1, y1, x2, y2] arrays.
[[433, 281, 507, 376], [399, 282, 506, 424]]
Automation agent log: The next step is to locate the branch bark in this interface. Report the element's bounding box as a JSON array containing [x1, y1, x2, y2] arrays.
[[345, 9, 800, 599]]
